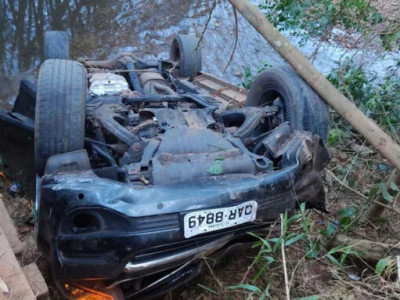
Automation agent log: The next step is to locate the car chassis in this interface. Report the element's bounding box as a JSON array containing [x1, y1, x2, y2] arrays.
[[0, 34, 330, 299]]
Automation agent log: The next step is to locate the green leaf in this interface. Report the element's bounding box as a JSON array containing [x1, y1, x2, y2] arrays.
[[271, 236, 283, 252], [207, 158, 223, 175], [197, 284, 218, 295], [389, 180, 399, 192], [327, 253, 341, 267], [375, 258, 393, 275], [339, 216, 352, 227], [260, 248, 273, 254], [337, 206, 356, 217], [287, 213, 302, 226], [253, 240, 263, 248], [368, 186, 379, 199], [264, 284, 270, 296], [228, 284, 261, 293], [286, 233, 305, 246], [300, 202, 306, 213], [263, 255, 275, 264], [249, 232, 273, 252], [252, 264, 269, 282], [306, 250, 318, 259], [379, 182, 394, 202], [326, 221, 338, 236]]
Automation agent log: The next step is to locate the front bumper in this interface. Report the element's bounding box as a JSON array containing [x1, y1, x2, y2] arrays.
[[36, 129, 329, 295]]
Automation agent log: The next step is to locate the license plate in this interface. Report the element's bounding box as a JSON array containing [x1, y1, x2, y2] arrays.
[[183, 201, 258, 238]]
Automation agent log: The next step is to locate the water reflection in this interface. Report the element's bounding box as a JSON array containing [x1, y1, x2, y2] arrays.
[[0, 0, 216, 107], [2, 0, 398, 110]]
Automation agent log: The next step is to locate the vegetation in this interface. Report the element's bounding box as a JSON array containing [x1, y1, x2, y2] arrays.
[[259, 0, 399, 50], [241, 61, 271, 89], [327, 62, 400, 144], [196, 1, 400, 299]]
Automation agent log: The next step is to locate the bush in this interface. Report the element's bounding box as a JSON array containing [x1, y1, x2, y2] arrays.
[[327, 62, 400, 140], [259, 0, 386, 45]]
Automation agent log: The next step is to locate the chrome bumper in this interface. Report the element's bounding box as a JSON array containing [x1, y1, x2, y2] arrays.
[[124, 234, 234, 276]]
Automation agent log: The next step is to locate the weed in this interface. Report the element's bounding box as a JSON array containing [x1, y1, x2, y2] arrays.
[[259, 0, 385, 44], [375, 257, 397, 277], [241, 61, 271, 90], [328, 128, 344, 146], [328, 61, 400, 141]]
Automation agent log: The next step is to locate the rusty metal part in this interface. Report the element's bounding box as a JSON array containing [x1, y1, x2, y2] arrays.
[[83, 53, 136, 69], [139, 69, 176, 95], [94, 103, 140, 145], [262, 122, 294, 159]]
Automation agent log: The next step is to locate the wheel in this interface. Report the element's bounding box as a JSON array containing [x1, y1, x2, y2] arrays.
[[170, 34, 202, 77], [246, 65, 329, 141], [44, 31, 69, 59], [35, 59, 87, 175]]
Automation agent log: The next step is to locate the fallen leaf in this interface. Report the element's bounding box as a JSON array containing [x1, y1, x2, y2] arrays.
[[350, 143, 373, 157]]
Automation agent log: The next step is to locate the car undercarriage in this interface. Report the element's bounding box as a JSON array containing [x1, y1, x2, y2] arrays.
[[0, 32, 330, 299]]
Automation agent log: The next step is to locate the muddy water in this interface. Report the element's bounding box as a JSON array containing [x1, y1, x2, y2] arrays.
[[1, 0, 399, 109]]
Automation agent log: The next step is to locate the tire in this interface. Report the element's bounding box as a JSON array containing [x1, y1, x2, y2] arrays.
[[246, 66, 329, 141], [170, 34, 202, 77], [35, 59, 87, 175], [44, 31, 69, 59]]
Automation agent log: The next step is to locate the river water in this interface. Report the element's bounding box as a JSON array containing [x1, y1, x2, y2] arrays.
[[1, 0, 399, 109]]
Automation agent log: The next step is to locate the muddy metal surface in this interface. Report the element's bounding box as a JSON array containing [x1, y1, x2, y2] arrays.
[[2, 0, 399, 111]]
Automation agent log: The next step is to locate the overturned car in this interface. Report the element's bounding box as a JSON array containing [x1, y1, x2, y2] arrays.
[[0, 32, 330, 299]]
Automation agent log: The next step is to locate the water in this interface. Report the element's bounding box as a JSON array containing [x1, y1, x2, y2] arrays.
[[1, 0, 399, 109]]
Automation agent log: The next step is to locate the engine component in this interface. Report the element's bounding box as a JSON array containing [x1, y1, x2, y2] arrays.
[[89, 73, 130, 96], [262, 122, 295, 159], [94, 103, 141, 145], [143, 107, 215, 130], [120, 141, 147, 165], [152, 128, 255, 184], [139, 69, 175, 95]]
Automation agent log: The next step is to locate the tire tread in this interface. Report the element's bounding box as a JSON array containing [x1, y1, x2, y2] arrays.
[[35, 59, 86, 175]]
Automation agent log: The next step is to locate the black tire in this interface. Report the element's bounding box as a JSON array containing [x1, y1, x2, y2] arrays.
[[170, 34, 202, 77], [44, 31, 69, 59], [35, 59, 87, 175], [246, 66, 329, 141]]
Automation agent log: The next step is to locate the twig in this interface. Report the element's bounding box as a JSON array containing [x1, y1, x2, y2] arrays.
[[196, 0, 217, 51], [397, 256, 400, 283], [280, 214, 290, 300], [223, 4, 239, 73], [326, 169, 368, 199]]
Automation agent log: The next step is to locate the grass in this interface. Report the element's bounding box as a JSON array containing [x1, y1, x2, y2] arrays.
[[171, 1, 400, 299]]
